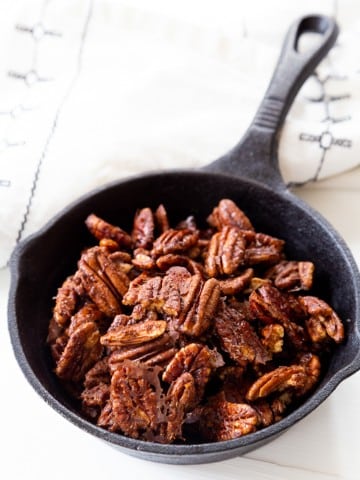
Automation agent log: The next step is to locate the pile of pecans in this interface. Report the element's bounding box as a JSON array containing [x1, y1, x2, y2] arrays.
[[47, 199, 345, 443]]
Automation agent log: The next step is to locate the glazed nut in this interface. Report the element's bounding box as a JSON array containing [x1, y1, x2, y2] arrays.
[[55, 321, 103, 382], [207, 198, 254, 231], [85, 213, 132, 248], [152, 228, 199, 257], [100, 320, 167, 347], [132, 207, 155, 249], [300, 296, 345, 344], [205, 226, 246, 277]]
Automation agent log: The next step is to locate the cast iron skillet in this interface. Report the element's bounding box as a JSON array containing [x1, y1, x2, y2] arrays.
[[8, 14, 360, 464]]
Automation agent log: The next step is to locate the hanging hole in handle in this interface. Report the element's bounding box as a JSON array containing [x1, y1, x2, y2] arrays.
[[295, 16, 332, 54]]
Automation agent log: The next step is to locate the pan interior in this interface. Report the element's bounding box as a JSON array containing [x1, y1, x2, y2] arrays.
[[10, 170, 360, 456]]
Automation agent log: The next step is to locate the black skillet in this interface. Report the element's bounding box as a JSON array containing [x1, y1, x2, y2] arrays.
[[8, 14, 360, 464]]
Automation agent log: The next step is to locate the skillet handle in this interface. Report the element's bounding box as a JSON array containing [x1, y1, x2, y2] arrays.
[[205, 15, 339, 190]]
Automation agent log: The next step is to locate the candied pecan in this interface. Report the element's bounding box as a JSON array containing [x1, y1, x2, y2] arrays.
[[154, 204, 170, 233], [77, 248, 124, 317], [260, 324, 284, 354], [163, 343, 223, 397], [132, 207, 155, 249], [110, 361, 164, 439], [50, 334, 69, 363], [108, 333, 177, 371], [297, 353, 321, 395], [84, 357, 110, 388], [245, 277, 272, 293], [123, 267, 219, 336], [85, 213, 132, 248], [300, 296, 345, 344], [99, 238, 120, 251], [68, 303, 104, 336], [249, 284, 307, 350], [205, 226, 246, 277], [94, 248, 131, 297], [218, 268, 253, 295], [53, 275, 79, 327], [81, 383, 110, 418], [215, 302, 271, 365], [246, 364, 308, 401], [108, 251, 133, 275], [244, 232, 284, 266], [101, 319, 167, 347], [160, 267, 193, 316], [207, 198, 254, 231], [179, 276, 221, 336], [265, 260, 314, 291], [152, 228, 199, 257], [163, 372, 196, 442], [270, 391, 293, 421], [156, 254, 204, 277], [123, 267, 192, 316], [97, 400, 118, 432], [198, 393, 259, 441], [55, 322, 103, 382], [107, 313, 136, 330], [251, 400, 274, 427], [132, 248, 156, 270], [122, 272, 162, 310], [108, 250, 133, 265]]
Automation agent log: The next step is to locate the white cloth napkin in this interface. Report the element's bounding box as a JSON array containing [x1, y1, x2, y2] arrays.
[[1, 0, 359, 268]]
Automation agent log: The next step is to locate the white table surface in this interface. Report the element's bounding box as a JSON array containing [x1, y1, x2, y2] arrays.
[[2, 167, 360, 480]]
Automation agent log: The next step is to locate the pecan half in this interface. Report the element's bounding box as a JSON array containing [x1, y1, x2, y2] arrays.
[[300, 296, 345, 344], [156, 253, 204, 277], [246, 364, 308, 401], [244, 232, 284, 266], [207, 199, 254, 231], [110, 361, 164, 439], [132, 207, 155, 249], [123, 267, 192, 316], [179, 276, 221, 336], [163, 372, 196, 442], [265, 260, 314, 291], [198, 393, 259, 441], [152, 228, 199, 257], [154, 204, 170, 233], [84, 357, 110, 388], [68, 303, 104, 336], [85, 213, 132, 248], [53, 275, 79, 327], [163, 343, 223, 397], [132, 248, 156, 270], [108, 333, 177, 370], [218, 268, 253, 295], [205, 226, 246, 277], [249, 284, 307, 350], [97, 400, 118, 432], [77, 247, 128, 317], [55, 322, 103, 382], [260, 324, 284, 354], [81, 383, 110, 419], [100, 319, 167, 347], [215, 302, 271, 365]]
